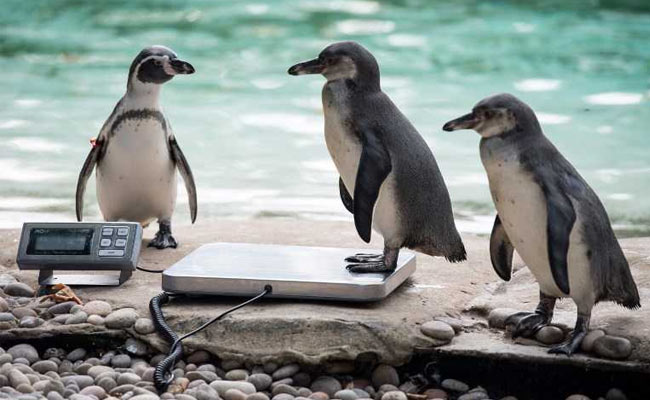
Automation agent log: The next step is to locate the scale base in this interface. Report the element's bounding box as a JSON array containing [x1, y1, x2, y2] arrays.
[[163, 243, 416, 302], [38, 269, 132, 286]]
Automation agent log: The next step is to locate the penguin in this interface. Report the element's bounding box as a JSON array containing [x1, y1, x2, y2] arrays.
[[288, 41, 466, 273], [443, 93, 640, 355], [76, 45, 197, 249]]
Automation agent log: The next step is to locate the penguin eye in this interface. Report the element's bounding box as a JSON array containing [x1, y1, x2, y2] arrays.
[[154, 60, 163, 66], [484, 110, 495, 119]]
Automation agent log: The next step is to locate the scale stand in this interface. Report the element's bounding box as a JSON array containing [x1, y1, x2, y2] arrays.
[[37, 269, 133, 286]]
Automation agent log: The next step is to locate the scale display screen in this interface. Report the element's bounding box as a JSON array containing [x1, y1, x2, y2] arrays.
[[26, 228, 94, 255]]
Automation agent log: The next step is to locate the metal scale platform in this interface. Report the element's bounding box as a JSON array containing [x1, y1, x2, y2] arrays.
[[163, 243, 416, 301]]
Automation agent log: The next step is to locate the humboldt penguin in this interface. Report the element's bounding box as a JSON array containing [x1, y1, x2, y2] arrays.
[[443, 93, 640, 354], [288, 41, 466, 272], [76, 45, 197, 249]]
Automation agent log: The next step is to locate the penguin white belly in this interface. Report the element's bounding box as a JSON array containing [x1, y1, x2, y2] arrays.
[[485, 156, 593, 302], [323, 105, 401, 244], [96, 118, 177, 225]]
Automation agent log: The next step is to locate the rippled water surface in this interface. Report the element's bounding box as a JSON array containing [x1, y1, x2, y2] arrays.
[[1, 0, 648, 234]]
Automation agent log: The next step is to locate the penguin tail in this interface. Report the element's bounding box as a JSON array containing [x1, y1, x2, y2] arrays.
[[445, 241, 467, 263], [412, 238, 467, 263], [600, 246, 641, 310]]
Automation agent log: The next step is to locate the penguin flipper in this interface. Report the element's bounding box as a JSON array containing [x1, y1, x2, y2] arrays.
[[542, 184, 575, 295], [489, 214, 514, 281], [75, 139, 103, 222], [339, 177, 354, 214], [169, 136, 197, 223], [353, 129, 392, 243]]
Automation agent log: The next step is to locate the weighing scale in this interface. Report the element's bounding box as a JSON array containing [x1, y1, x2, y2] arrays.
[[16, 222, 142, 286], [163, 242, 416, 301]]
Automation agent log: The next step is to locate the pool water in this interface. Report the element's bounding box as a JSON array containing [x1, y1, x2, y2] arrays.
[[0, 0, 648, 235]]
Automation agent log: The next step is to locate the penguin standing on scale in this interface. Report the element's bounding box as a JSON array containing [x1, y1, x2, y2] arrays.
[[443, 93, 640, 355], [288, 41, 466, 272], [76, 46, 198, 249]]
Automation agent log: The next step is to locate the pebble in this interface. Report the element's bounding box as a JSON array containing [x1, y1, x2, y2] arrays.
[[105, 308, 139, 329], [98, 377, 118, 392], [293, 372, 311, 387], [420, 321, 455, 341], [535, 326, 565, 345], [118, 372, 142, 385], [441, 379, 469, 393], [248, 373, 273, 391], [63, 375, 95, 389], [263, 362, 278, 374], [125, 338, 149, 356], [272, 364, 300, 380], [487, 308, 520, 329], [88, 315, 105, 325], [311, 376, 342, 397], [19, 316, 44, 328], [79, 385, 107, 399], [565, 395, 591, 400], [423, 388, 447, 399], [186, 370, 219, 383], [581, 330, 606, 353], [48, 301, 77, 315], [308, 393, 329, 400], [134, 318, 155, 335], [82, 300, 113, 317], [248, 393, 271, 400], [272, 394, 295, 400], [183, 351, 210, 365], [273, 384, 300, 397], [605, 388, 627, 400], [88, 365, 114, 379], [11, 307, 37, 319], [3, 283, 34, 297], [593, 335, 632, 360], [32, 360, 58, 373], [210, 381, 257, 396], [226, 369, 250, 381], [9, 368, 30, 387], [7, 344, 39, 364], [226, 388, 250, 400], [0, 297, 7, 313], [0, 353, 12, 365], [0, 273, 18, 289], [381, 391, 407, 400], [371, 365, 399, 388], [66, 311, 89, 325], [457, 392, 489, 400], [111, 354, 132, 368], [67, 348, 87, 362], [334, 390, 359, 400]]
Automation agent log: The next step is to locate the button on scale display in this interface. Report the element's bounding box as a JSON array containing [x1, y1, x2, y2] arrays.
[[98, 226, 129, 257]]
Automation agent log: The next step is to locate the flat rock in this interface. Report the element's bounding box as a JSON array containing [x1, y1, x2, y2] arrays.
[[420, 321, 455, 341]]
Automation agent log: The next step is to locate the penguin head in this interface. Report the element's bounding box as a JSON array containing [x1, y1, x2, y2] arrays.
[[443, 93, 541, 138], [288, 41, 380, 89], [127, 45, 195, 91]]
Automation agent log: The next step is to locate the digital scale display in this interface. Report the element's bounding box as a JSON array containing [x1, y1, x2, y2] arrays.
[[27, 228, 93, 255]]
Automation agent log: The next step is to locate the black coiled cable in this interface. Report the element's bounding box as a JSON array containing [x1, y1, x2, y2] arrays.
[[149, 286, 272, 393]]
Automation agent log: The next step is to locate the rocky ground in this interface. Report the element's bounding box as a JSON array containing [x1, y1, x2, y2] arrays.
[[0, 343, 633, 400], [0, 220, 648, 399]]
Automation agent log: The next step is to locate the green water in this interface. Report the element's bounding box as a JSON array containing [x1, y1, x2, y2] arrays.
[[1, 0, 648, 235]]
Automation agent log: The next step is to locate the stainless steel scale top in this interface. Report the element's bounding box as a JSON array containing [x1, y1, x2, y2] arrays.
[[162, 243, 416, 301]]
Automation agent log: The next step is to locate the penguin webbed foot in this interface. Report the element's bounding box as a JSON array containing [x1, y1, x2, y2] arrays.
[[148, 221, 178, 249], [548, 312, 590, 356], [345, 247, 399, 274], [345, 253, 384, 263], [505, 311, 549, 338], [346, 260, 394, 273]]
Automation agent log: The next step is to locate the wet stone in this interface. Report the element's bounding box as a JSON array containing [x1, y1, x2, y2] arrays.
[[371, 365, 399, 388], [581, 330, 606, 353], [593, 336, 632, 360], [248, 373, 273, 391], [3, 283, 34, 297], [441, 379, 469, 393], [535, 326, 565, 345], [420, 321, 455, 341]]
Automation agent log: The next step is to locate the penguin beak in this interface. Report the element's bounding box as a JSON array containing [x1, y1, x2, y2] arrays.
[[442, 112, 480, 131], [288, 58, 324, 75], [169, 59, 195, 75]]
